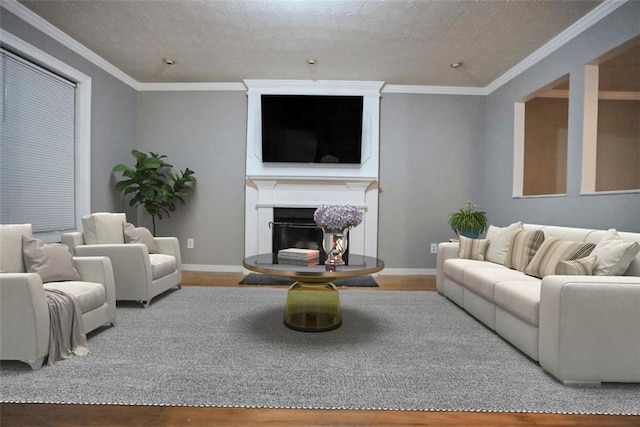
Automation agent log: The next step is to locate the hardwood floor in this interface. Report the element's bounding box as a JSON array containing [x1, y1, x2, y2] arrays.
[[2, 272, 637, 427]]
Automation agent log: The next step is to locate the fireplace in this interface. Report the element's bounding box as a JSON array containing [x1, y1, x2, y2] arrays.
[[243, 80, 383, 259], [245, 176, 378, 258], [271, 207, 321, 252]]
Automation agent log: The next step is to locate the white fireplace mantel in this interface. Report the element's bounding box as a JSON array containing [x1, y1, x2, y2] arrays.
[[243, 80, 383, 259], [245, 175, 379, 258]]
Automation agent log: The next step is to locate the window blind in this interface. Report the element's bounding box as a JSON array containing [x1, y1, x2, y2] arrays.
[[0, 49, 77, 237]]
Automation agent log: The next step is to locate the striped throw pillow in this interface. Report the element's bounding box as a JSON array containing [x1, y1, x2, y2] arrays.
[[557, 256, 597, 275], [458, 236, 489, 261], [505, 229, 545, 272], [524, 236, 595, 278]]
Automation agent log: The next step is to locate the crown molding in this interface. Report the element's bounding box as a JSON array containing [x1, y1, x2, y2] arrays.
[[137, 82, 247, 91], [1, 0, 628, 95], [484, 0, 628, 95], [382, 85, 486, 96]]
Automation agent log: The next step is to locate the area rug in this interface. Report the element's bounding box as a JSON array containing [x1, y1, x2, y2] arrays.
[[239, 273, 378, 287], [1, 287, 639, 415]]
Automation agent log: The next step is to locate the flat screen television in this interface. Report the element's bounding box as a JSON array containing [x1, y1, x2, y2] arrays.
[[261, 95, 363, 164]]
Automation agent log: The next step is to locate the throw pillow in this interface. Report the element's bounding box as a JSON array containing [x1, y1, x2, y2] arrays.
[[123, 223, 160, 254], [458, 236, 489, 261], [485, 221, 524, 265], [505, 229, 545, 272], [22, 236, 81, 282], [82, 212, 126, 244], [556, 256, 597, 275], [591, 229, 640, 276], [524, 236, 595, 279]]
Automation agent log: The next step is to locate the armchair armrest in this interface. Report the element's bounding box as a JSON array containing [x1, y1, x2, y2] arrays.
[[73, 256, 116, 306], [539, 275, 640, 383], [155, 237, 180, 257], [74, 243, 153, 302], [155, 237, 182, 274], [61, 232, 85, 256], [436, 242, 459, 294], [0, 273, 50, 369]]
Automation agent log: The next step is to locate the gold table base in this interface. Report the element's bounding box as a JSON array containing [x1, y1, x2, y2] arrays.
[[283, 282, 341, 332]]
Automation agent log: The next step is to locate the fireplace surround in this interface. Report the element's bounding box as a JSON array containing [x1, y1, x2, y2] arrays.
[[244, 80, 383, 259]]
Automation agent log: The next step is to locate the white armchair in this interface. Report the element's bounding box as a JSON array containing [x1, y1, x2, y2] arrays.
[[0, 224, 116, 370], [62, 213, 182, 308]]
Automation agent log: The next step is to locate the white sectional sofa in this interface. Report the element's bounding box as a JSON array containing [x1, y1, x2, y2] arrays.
[[436, 223, 640, 384]]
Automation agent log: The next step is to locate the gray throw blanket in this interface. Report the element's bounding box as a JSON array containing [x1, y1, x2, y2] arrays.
[[45, 289, 88, 365]]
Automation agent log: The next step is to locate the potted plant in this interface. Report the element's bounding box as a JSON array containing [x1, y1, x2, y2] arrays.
[[112, 150, 196, 235], [448, 201, 488, 239]]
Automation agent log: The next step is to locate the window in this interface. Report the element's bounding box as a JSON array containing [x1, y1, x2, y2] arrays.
[[0, 33, 90, 242], [582, 36, 640, 193], [514, 75, 570, 197]]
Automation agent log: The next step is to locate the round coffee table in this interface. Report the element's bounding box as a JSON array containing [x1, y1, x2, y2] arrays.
[[242, 253, 384, 332]]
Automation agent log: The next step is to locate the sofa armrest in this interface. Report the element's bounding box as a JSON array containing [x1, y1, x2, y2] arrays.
[[0, 273, 50, 369], [436, 242, 459, 294], [61, 232, 85, 256], [74, 244, 153, 301], [539, 275, 640, 384], [73, 256, 116, 306]]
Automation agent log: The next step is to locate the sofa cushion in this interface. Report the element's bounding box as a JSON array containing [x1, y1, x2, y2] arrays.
[[464, 268, 538, 301], [82, 213, 126, 245], [123, 223, 160, 254], [22, 236, 82, 282], [524, 236, 595, 278], [505, 229, 545, 272], [485, 222, 523, 265], [557, 256, 597, 275], [591, 229, 640, 276], [44, 281, 106, 313], [494, 280, 541, 326], [149, 254, 177, 280], [458, 236, 489, 261], [443, 258, 507, 283], [0, 224, 32, 273]]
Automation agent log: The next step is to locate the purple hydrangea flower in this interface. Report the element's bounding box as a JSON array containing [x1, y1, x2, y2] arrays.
[[313, 204, 363, 230]]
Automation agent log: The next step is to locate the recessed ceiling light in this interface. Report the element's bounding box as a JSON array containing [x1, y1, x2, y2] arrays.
[[163, 57, 176, 65], [449, 62, 463, 69], [307, 59, 317, 65]]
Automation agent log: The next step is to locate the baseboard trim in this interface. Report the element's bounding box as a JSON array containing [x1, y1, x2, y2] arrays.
[[182, 264, 245, 273], [378, 268, 436, 276], [182, 264, 435, 276]]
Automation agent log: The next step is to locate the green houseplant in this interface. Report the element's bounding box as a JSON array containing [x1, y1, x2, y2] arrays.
[[112, 150, 196, 235], [448, 201, 488, 239]]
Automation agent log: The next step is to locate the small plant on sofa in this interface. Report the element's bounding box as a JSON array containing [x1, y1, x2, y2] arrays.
[[112, 150, 196, 235], [448, 201, 488, 238]]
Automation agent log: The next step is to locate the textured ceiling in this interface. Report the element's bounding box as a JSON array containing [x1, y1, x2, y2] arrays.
[[18, 0, 602, 87]]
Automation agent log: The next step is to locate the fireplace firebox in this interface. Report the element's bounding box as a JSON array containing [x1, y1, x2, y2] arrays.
[[271, 208, 321, 253]]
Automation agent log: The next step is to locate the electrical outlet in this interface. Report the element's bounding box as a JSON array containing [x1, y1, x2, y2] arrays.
[[430, 243, 437, 253], [187, 238, 194, 249]]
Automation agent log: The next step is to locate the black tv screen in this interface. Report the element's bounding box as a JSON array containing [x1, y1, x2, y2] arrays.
[[261, 95, 363, 164]]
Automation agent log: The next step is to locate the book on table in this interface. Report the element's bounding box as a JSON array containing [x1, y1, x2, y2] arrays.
[[277, 248, 320, 259], [278, 248, 320, 266], [277, 257, 320, 267]]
